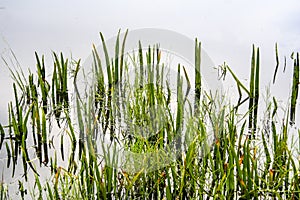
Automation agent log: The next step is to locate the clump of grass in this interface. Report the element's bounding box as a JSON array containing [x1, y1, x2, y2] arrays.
[[0, 30, 299, 199]]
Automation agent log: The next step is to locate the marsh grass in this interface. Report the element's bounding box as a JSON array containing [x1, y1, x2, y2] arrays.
[[0, 30, 299, 199]]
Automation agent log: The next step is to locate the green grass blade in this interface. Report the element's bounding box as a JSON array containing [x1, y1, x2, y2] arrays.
[[114, 29, 120, 85], [100, 32, 112, 86], [253, 47, 260, 133], [290, 52, 299, 124], [226, 66, 250, 95], [0, 124, 4, 149], [120, 29, 128, 83], [194, 38, 201, 111], [138, 40, 144, 87], [273, 43, 279, 84]]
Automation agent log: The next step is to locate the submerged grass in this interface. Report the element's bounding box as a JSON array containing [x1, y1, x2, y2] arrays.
[[0, 30, 299, 199]]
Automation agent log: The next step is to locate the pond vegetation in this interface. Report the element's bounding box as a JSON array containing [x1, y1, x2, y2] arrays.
[[0, 30, 299, 199]]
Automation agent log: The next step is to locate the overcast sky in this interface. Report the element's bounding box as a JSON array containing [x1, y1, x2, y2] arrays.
[[0, 0, 300, 123]]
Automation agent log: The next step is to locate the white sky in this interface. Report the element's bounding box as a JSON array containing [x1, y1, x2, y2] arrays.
[[0, 0, 300, 123]]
